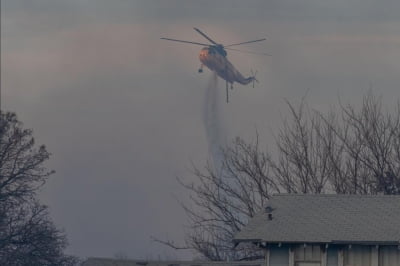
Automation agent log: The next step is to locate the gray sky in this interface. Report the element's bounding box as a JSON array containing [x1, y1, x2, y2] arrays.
[[2, 0, 400, 260]]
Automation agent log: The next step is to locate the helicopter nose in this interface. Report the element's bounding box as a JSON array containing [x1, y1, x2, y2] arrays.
[[200, 49, 207, 56], [199, 50, 208, 60]]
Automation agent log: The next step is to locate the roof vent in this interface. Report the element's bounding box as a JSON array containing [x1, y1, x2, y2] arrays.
[[265, 206, 274, 220]]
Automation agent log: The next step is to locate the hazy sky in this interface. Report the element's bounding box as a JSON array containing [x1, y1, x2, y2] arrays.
[[2, 0, 400, 260]]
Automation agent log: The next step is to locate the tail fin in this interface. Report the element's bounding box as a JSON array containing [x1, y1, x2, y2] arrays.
[[246, 69, 258, 88], [236, 69, 259, 86]]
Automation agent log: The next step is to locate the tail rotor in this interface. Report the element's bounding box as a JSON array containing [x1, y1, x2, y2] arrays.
[[250, 69, 259, 88]]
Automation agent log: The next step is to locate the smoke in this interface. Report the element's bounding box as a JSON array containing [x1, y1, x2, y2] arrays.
[[202, 73, 226, 174]]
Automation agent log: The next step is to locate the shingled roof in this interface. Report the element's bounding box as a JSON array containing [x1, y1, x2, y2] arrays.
[[234, 194, 400, 245]]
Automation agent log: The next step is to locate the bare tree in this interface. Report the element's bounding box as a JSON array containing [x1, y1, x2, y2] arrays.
[[0, 112, 78, 265], [273, 93, 400, 195], [322, 95, 400, 194], [155, 136, 273, 260], [157, 92, 400, 260]]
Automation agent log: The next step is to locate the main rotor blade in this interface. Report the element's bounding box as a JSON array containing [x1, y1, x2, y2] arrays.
[[224, 38, 266, 47], [225, 47, 271, 56], [160, 37, 209, 46], [193, 27, 218, 45]]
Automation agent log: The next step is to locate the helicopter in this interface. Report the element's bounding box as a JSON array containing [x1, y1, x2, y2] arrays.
[[161, 28, 268, 102]]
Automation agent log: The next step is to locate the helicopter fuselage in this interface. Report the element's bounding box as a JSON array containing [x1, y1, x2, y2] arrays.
[[199, 47, 255, 86], [160, 27, 264, 102]]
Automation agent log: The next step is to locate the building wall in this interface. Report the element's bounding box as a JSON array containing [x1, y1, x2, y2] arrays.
[[379, 246, 400, 266], [268, 244, 400, 266], [294, 245, 321, 263], [270, 246, 289, 266], [327, 246, 338, 266], [343, 246, 372, 266]]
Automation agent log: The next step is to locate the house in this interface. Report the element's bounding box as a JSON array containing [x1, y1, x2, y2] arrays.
[[234, 194, 400, 266]]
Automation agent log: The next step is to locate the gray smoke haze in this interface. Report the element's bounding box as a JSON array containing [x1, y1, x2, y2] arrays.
[[3, 0, 400, 260], [203, 73, 226, 173]]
